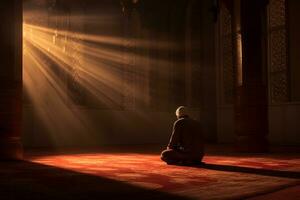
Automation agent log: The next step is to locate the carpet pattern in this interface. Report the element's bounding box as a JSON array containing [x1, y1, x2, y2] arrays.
[[29, 153, 300, 200]]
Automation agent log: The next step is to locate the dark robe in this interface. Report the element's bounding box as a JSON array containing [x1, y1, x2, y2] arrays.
[[161, 116, 204, 164]]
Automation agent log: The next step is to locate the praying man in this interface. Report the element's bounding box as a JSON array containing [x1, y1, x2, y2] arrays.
[[161, 106, 205, 165]]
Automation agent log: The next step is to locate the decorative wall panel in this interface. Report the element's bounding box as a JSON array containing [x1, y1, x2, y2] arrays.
[[122, 8, 138, 110], [220, 4, 235, 105], [48, 3, 87, 106], [269, 0, 289, 103], [68, 30, 86, 105]]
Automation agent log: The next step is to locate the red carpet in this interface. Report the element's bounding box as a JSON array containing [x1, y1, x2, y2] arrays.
[[246, 185, 300, 200], [28, 153, 300, 200]]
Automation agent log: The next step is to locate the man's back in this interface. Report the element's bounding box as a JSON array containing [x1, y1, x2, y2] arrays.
[[173, 117, 204, 155], [161, 106, 205, 164]]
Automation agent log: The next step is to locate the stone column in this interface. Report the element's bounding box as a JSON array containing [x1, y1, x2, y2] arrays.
[[235, 0, 269, 152], [0, 0, 23, 160]]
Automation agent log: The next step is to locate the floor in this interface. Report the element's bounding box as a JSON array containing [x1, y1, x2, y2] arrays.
[[1, 145, 299, 200], [246, 185, 300, 200]]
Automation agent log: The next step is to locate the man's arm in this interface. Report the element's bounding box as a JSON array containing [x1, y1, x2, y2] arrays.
[[167, 121, 181, 149]]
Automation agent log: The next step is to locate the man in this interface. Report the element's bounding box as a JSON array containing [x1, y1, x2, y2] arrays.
[[161, 106, 204, 165]]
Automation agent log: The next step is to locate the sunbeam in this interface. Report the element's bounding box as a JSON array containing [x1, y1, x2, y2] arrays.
[[22, 0, 182, 147]]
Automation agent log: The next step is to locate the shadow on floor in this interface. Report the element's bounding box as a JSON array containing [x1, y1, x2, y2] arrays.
[[0, 161, 192, 200], [187, 163, 300, 179]]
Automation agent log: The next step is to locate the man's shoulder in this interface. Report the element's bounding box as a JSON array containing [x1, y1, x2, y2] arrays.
[[175, 118, 200, 126], [174, 117, 194, 126], [174, 118, 185, 126]]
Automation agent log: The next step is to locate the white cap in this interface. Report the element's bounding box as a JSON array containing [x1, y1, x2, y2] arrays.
[[175, 106, 189, 117]]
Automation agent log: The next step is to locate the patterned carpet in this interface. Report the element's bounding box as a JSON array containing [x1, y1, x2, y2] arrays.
[[28, 153, 300, 200]]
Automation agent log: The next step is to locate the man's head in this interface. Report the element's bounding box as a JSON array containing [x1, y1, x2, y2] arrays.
[[175, 106, 189, 119]]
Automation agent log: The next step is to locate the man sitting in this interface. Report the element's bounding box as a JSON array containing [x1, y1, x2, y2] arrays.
[[161, 106, 204, 165]]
